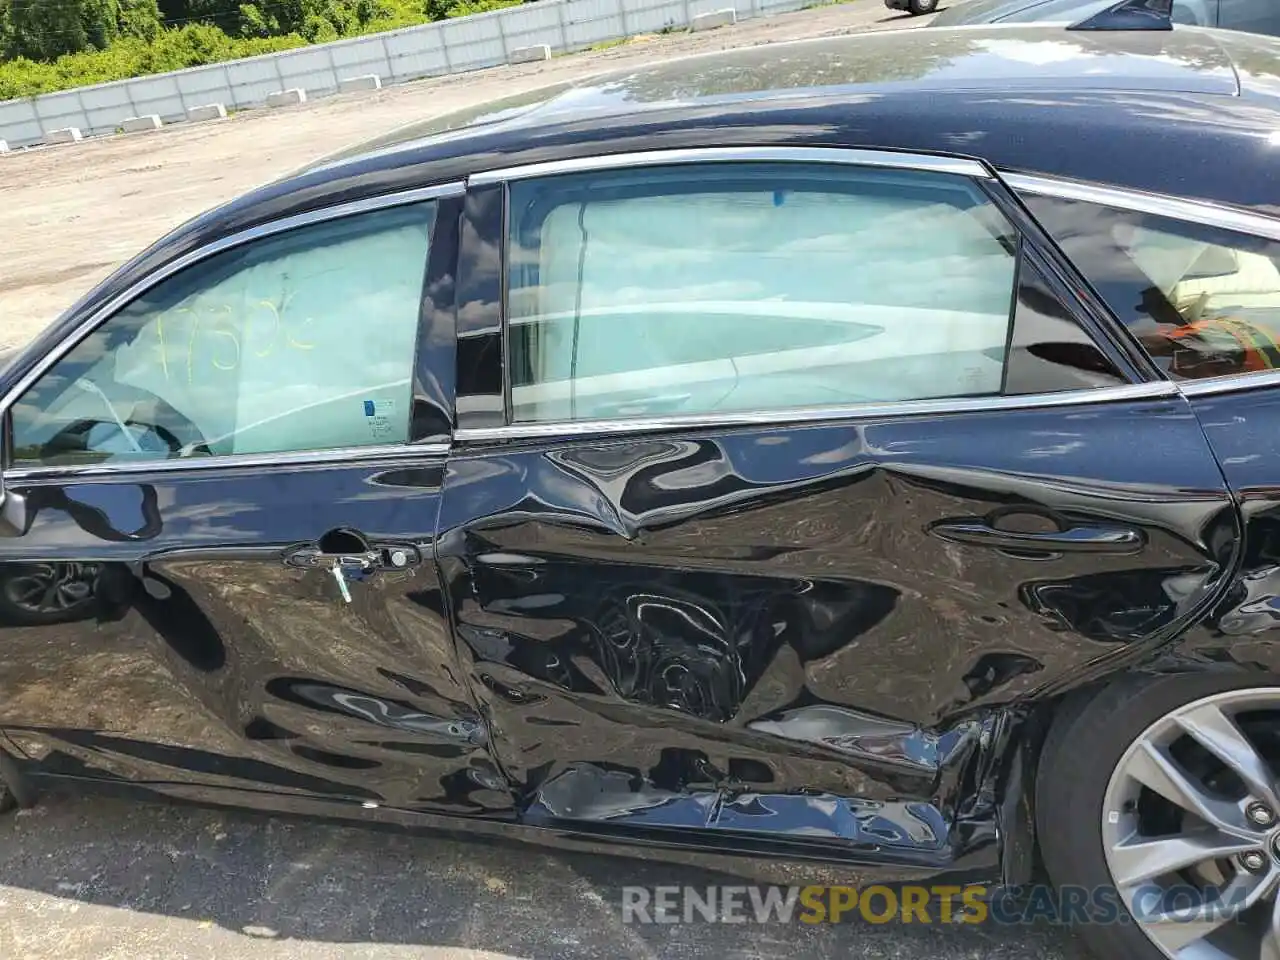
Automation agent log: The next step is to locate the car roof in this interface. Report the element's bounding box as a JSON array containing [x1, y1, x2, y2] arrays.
[[289, 23, 1280, 203], [213, 25, 1280, 224], [315, 24, 1241, 166]]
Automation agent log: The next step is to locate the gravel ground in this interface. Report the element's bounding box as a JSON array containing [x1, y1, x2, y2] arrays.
[[0, 789, 1094, 960], [0, 4, 1098, 958]]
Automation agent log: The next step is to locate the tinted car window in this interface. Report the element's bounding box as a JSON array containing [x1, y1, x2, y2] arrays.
[[12, 203, 435, 467], [1004, 255, 1127, 394], [1023, 193, 1280, 381], [506, 163, 1027, 423]]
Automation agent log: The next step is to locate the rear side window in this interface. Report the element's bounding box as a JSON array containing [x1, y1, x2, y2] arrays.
[[506, 163, 1024, 423], [504, 162, 1122, 424], [1023, 193, 1280, 382]]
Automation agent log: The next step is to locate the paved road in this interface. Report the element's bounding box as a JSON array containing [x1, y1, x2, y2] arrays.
[[0, 789, 1095, 959]]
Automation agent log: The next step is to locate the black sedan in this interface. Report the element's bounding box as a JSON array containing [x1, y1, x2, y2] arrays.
[[6, 16, 1280, 960]]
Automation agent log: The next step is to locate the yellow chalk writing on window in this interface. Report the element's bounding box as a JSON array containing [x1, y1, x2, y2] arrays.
[[142, 296, 316, 380], [210, 305, 240, 372], [250, 299, 281, 359], [153, 312, 170, 381], [185, 306, 203, 386]]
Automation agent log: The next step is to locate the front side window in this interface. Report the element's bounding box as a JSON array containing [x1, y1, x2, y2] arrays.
[[1022, 193, 1280, 382], [505, 163, 1024, 423], [11, 202, 435, 467]]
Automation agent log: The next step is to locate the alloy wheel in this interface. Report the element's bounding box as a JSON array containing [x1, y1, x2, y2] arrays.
[[1102, 688, 1280, 959]]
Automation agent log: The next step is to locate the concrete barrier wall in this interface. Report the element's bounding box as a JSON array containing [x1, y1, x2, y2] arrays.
[[0, 0, 809, 148]]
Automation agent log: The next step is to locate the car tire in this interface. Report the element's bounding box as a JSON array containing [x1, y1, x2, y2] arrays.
[[907, 0, 938, 13], [0, 563, 99, 627], [1037, 672, 1280, 960]]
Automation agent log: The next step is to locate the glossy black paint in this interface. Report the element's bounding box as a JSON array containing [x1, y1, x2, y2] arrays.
[[433, 396, 1236, 870], [1154, 389, 1280, 676], [0, 457, 515, 815], [8, 24, 1280, 884]]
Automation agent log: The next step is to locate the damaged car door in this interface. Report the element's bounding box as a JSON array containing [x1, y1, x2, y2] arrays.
[[433, 151, 1239, 869], [0, 187, 514, 818]]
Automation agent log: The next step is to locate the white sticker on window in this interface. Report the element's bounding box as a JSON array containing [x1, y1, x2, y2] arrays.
[[364, 399, 397, 441]]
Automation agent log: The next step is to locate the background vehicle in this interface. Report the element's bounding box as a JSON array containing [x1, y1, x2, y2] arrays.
[[886, 0, 941, 16], [6, 13, 1280, 960], [918, 0, 1280, 32]]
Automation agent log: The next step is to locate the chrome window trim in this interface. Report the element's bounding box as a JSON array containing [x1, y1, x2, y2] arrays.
[[1177, 370, 1280, 398], [4, 441, 452, 482], [0, 181, 464, 476], [1001, 172, 1280, 244], [453, 382, 1179, 443], [468, 147, 993, 185]]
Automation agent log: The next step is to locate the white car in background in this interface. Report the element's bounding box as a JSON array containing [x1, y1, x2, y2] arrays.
[[890, 0, 1268, 32]]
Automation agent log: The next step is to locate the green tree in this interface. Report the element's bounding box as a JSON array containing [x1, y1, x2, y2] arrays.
[[299, 9, 332, 38], [156, 0, 239, 33], [442, 0, 517, 16], [353, 0, 389, 25], [119, 0, 161, 40], [236, 0, 276, 34], [81, 0, 117, 45], [5, 0, 120, 60], [253, 0, 303, 31], [241, 0, 354, 39]]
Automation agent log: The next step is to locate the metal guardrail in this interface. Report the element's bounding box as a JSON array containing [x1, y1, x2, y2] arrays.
[[0, 0, 805, 149]]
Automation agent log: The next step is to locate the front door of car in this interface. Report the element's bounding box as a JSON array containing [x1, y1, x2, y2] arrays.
[[0, 188, 514, 818], [434, 152, 1239, 867]]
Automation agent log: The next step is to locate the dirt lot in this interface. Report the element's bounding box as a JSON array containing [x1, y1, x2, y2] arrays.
[[0, 0, 929, 352], [0, 788, 1091, 960]]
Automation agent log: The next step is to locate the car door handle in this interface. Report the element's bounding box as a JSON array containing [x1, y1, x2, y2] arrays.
[[283, 544, 422, 571], [928, 521, 1146, 555]]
